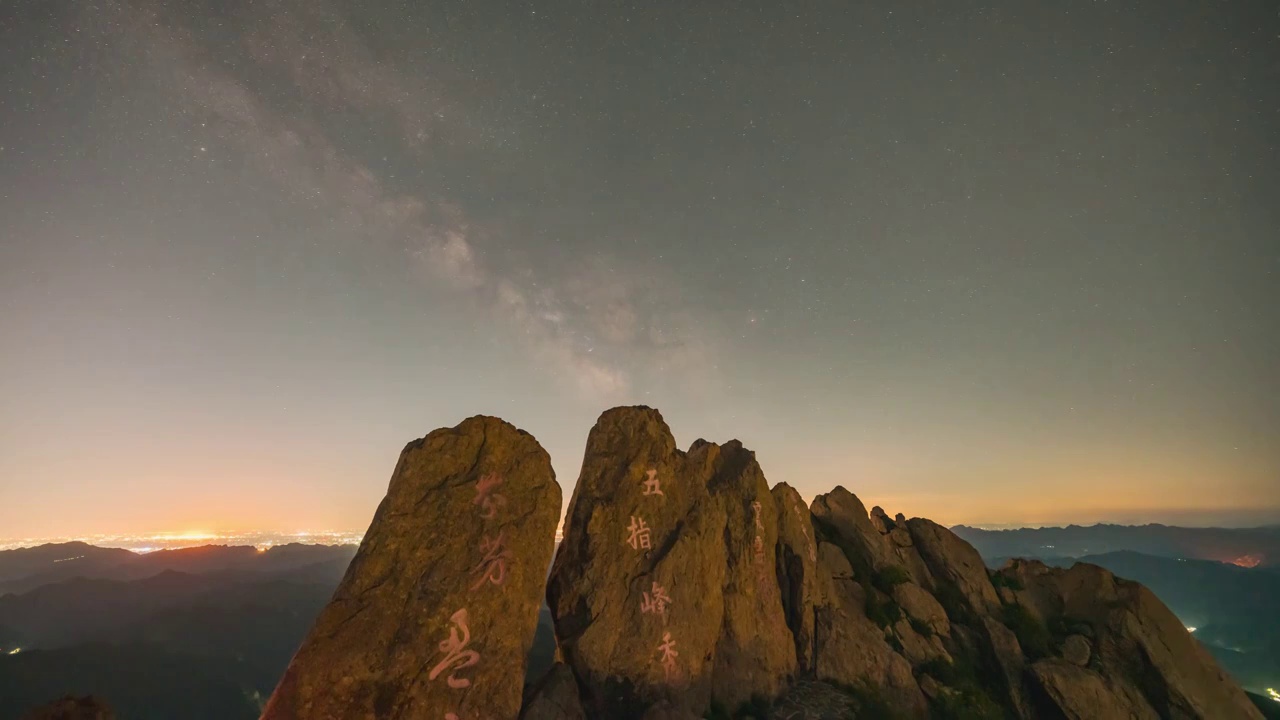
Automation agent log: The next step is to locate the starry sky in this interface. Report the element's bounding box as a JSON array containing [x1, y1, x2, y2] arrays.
[[2, 0, 1278, 539]]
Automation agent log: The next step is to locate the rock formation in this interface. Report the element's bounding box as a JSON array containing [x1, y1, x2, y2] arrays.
[[812, 570, 929, 716], [261, 405, 1260, 720], [998, 558, 1263, 719], [545, 407, 795, 718], [772, 482, 822, 674], [261, 416, 561, 720]]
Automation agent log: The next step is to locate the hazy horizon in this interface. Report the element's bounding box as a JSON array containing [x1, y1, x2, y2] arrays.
[[5, 499, 1279, 552]]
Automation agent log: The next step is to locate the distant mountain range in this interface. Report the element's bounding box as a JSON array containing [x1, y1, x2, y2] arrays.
[[0, 541, 358, 596], [951, 522, 1280, 569], [0, 542, 357, 719], [2, 529, 1279, 717]]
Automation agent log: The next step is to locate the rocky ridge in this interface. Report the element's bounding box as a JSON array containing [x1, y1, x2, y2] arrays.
[[266, 407, 1261, 719]]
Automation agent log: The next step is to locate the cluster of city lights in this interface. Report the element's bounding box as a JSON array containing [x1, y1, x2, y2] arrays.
[[0, 529, 363, 553]]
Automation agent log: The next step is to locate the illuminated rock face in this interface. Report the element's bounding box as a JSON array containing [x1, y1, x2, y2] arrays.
[[545, 407, 796, 719], [771, 482, 822, 674], [261, 416, 560, 720], [260, 406, 1261, 720]]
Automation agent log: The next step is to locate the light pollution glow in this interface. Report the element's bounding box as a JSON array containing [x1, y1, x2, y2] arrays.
[[1, 0, 1278, 546], [0, 530, 365, 553]]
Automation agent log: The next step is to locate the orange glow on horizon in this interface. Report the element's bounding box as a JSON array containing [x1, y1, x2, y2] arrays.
[[155, 530, 218, 541]]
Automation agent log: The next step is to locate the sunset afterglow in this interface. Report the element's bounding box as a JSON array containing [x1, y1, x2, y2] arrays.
[[0, 530, 364, 553], [1, 0, 1277, 551], [0, 2, 1276, 718]]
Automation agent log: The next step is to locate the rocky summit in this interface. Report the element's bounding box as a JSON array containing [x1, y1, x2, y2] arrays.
[[262, 416, 562, 720], [545, 407, 796, 718], [266, 407, 1261, 720]]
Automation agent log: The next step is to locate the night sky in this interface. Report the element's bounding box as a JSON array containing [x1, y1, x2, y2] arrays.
[[2, 0, 1278, 539]]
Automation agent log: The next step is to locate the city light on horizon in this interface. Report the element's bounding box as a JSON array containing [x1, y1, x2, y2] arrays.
[[0, 529, 366, 553]]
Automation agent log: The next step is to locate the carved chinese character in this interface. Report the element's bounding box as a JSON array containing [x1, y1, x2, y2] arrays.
[[642, 468, 663, 497], [473, 473, 507, 519], [656, 631, 679, 682], [470, 532, 513, 590], [751, 500, 764, 530], [640, 581, 671, 617], [429, 609, 480, 689], [753, 534, 765, 562], [794, 505, 817, 562], [626, 516, 651, 550]]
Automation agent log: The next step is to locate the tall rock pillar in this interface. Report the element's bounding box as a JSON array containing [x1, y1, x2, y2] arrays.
[[262, 416, 561, 720]]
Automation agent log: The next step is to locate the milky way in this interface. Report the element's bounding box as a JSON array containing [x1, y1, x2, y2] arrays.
[[1, 0, 1277, 536]]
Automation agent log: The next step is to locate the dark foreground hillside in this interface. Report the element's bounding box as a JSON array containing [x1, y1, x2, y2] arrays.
[[0, 574, 337, 719], [952, 523, 1280, 570]]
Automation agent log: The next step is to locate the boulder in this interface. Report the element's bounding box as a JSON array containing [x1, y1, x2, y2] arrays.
[[869, 506, 895, 534], [981, 615, 1030, 717], [520, 663, 586, 720], [817, 542, 854, 580], [1061, 634, 1090, 667], [917, 674, 942, 701], [810, 487, 896, 577], [891, 581, 950, 637], [772, 482, 821, 673], [887, 526, 913, 547], [812, 578, 928, 718], [546, 407, 794, 718], [891, 617, 950, 667], [995, 558, 1061, 622], [262, 416, 561, 720], [1023, 563, 1264, 719], [885, 528, 937, 589], [1029, 659, 1158, 720], [904, 517, 1000, 617], [811, 494, 942, 598]]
